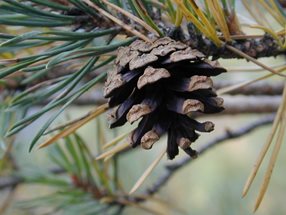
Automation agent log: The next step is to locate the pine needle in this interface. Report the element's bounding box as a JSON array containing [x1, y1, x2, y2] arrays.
[[241, 0, 265, 27], [103, 130, 132, 149], [130, 0, 163, 37], [188, 0, 219, 42], [269, 0, 286, 25], [44, 112, 92, 135], [165, 0, 176, 23], [174, 0, 221, 46], [254, 108, 286, 212], [38, 103, 108, 149], [253, 1, 272, 28], [82, 0, 151, 42], [101, 0, 160, 36], [175, 8, 183, 27], [96, 142, 130, 160], [258, 0, 286, 26], [207, 0, 231, 41], [129, 149, 166, 195], [240, 82, 286, 211], [242, 83, 286, 197], [148, 0, 165, 9]]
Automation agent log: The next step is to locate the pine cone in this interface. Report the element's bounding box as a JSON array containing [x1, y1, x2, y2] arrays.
[[104, 37, 226, 159]]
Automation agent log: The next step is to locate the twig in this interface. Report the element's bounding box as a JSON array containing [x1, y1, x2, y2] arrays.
[[222, 95, 281, 114], [217, 67, 286, 95], [227, 64, 285, 72], [215, 80, 284, 95], [225, 45, 286, 77]]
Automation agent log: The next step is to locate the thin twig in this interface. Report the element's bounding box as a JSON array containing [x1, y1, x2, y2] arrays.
[[215, 80, 284, 95], [227, 64, 285, 72], [217, 67, 286, 95], [143, 115, 275, 196], [225, 45, 286, 78]]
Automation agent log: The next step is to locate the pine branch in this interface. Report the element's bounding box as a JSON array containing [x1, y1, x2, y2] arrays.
[[182, 24, 285, 59]]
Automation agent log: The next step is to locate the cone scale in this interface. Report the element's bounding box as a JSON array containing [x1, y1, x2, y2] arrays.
[[104, 37, 226, 159]]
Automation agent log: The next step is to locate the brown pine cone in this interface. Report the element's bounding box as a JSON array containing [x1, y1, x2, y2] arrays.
[[104, 37, 226, 159]]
